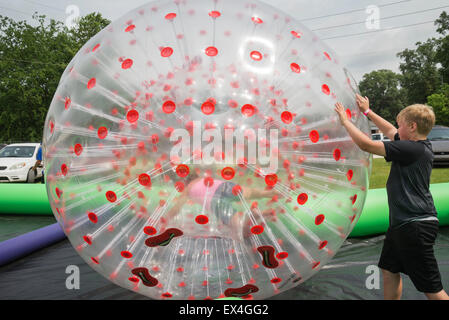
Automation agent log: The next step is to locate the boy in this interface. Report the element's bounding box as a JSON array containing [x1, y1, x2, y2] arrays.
[[334, 94, 448, 300]]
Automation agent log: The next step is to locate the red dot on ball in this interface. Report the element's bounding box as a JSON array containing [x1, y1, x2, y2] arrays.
[[203, 177, 214, 187], [315, 214, 325, 225], [97, 126, 108, 139], [83, 235, 92, 245], [176, 164, 190, 178], [106, 191, 117, 203], [290, 63, 301, 73], [242, 104, 256, 117], [138, 173, 151, 186], [127, 109, 139, 123], [165, 13, 177, 20], [143, 226, 157, 235], [201, 101, 215, 115], [161, 47, 173, 57], [205, 46, 218, 57], [322, 84, 330, 95], [221, 167, 235, 180], [87, 78, 96, 89], [195, 215, 209, 225], [309, 130, 319, 143], [209, 11, 221, 18], [61, 164, 68, 176], [162, 100, 176, 114], [276, 252, 288, 259], [251, 225, 264, 235], [265, 174, 278, 186], [333, 148, 341, 161], [122, 58, 133, 69], [232, 185, 242, 196], [88, 212, 98, 224], [318, 240, 328, 250], [297, 193, 308, 205], [74, 144, 83, 156], [250, 51, 262, 61], [281, 111, 293, 124], [121, 251, 133, 259]]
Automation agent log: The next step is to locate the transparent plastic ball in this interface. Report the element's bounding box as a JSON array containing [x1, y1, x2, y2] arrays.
[[43, 0, 371, 300]]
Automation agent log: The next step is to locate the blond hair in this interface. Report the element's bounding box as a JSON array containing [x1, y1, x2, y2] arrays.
[[397, 104, 436, 136]]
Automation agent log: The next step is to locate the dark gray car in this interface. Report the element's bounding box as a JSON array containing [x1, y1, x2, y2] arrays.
[[428, 125, 449, 166]]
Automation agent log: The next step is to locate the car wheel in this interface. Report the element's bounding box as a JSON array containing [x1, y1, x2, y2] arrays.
[[26, 169, 35, 183]]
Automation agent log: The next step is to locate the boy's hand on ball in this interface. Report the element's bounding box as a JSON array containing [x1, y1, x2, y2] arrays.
[[355, 94, 369, 113], [334, 102, 348, 125]]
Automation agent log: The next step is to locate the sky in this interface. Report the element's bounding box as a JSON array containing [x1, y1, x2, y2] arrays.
[[0, 0, 448, 83]]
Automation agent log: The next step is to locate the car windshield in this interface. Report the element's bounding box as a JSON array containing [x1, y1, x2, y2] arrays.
[[428, 128, 449, 141], [0, 146, 36, 158]]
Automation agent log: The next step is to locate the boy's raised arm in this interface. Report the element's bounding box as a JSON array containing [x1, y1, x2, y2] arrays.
[[335, 102, 386, 157], [356, 94, 398, 140]]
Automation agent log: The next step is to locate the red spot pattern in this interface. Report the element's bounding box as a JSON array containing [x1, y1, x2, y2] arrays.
[[315, 214, 325, 225], [122, 58, 133, 69], [87, 78, 96, 89], [221, 167, 235, 180], [251, 225, 264, 235], [138, 173, 151, 186], [176, 164, 189, 177], [195, 215, 209, 224], [205, 46, 218, 57], [265, 174, 278, 186], [309, 130, 319, 143], [297, 193, 308, 205], [242, 104, 256, 117], [161, 47, 174, 57], [250, 51, 262, 61], [281, 111, 293, 124], [290, 63, 301, 73], [97, 127, 108, 139], [209, 11, 221, 18], [162, 100, 176, 114], [106, 191, 117, 202]]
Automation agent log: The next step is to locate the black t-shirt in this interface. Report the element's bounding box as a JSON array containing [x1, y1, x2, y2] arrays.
[[383, 133, 438, 229]]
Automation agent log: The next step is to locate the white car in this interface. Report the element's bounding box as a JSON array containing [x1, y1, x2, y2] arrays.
[[0, 143, 43, 183]]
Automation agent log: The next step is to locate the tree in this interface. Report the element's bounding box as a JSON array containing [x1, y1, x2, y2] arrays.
[[427, 84, 449, 126], [0, 13, 110, 143], [358, 69, 405, 124], [397, 39, 441, 105], [68, 12, 110, 47], [435, 11, 449, 86]]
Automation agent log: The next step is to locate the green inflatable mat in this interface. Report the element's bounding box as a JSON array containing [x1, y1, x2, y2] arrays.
[[0, 183, 448, 237]]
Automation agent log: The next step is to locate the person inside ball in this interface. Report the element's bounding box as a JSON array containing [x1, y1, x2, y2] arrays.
[[164, 169, 279, 241], [335, 94, 448, 300]]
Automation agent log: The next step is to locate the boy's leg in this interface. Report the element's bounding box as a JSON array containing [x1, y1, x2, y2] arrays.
[[378, 227, 404, 299], [424, 289, 449, 300], [381, 268, 402, 300], [398, 221, 444, 298]]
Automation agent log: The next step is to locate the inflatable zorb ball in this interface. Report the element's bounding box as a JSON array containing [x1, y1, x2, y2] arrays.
[[43, 0, 371, 300]]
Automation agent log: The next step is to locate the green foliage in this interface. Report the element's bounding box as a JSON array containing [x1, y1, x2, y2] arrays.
[[397, 39, 441, 105], [358, 69, 405, 124], [0, 13, 110, 143], [427, 84, 449, 126]]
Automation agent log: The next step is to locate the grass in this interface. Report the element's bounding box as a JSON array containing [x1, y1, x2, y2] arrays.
[[369, 158, 449, 189]]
